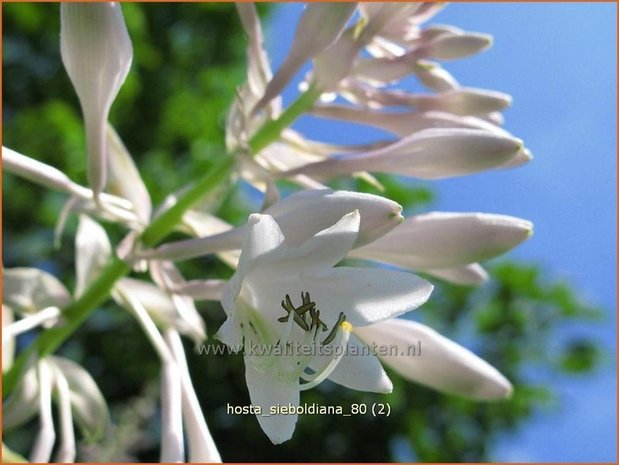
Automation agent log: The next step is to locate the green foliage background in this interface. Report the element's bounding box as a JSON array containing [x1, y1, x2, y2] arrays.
[[2, 3, 604, 462]]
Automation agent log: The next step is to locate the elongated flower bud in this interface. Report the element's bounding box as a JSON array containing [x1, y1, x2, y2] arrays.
[[254, 3, 356, 112], [426, 32, 493, 60], [355, 319, 513, 400], [312, 106, 513, 139], [283, 128, 524, 180], [352, 212, 533, 269], [146, 189, 403, 262], [60, 2, 132, 199], [404, 88, 511, 116]]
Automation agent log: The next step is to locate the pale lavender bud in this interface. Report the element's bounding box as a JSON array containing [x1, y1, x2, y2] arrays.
[[254, 3, 357, 112], [311, 105, 512, 138], [282, 128, 524, 180], [426, 32, 493, 60], [60, 2, 132, 199], [313, 29, 361, 91], [352, 212, 533, 269], [405, 88, 512, 115], [236, 3, 272, 96], [414, 61, 460, 91]]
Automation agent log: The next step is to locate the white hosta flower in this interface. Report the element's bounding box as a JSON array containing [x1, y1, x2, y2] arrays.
[[426, 30, 493, 60], [2, 147, 141, 230], [3, 268, 71, 315], [355, 319, 513, 400], [74, 214, 207, 341], [312, 105, 514, 138], [2, 268, 70, 348], [351, 212, 533, 271], [282, 128, 524, 181], [60, 2, 132, 198], [3, 356, 110, 463], [217, 212, 433, 443], [115, 277, 206, 344], [146, 189, 403, 262]]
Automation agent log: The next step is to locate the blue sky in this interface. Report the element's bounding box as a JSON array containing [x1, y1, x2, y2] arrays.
[[265, 3, 617, 462]]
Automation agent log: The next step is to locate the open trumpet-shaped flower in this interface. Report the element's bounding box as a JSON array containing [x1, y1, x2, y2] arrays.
[[217, 211, 433, 443]]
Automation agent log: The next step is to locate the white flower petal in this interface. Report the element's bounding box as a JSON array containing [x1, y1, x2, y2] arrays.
[[61, 2, 132, 197], [421, 263, 489, 286], [149, 261, 207, 342], [234, 213, 285, 280], [313, 29, 360, 91], [249, 267, 433, 329], [286, 128, 523, 180], [236, 3, 273, 98], [2, 305, 15, 371], [326, 333, 393, 393], [312, 106, 511, 139], [244, 360, 299, 444], [3, 146, 81, 197], [221, 214, 285, 319], [3, 268, 71, 315], [250, 210, 360, 278], [427, 32, 493, 60], [411, 88, 511, 116], [75, 215, 112, 297], [355, 319, 513, 400], [215, 312, 243, 349], [49, 356, 110, 441], [148, 189, 402, 262], [115, 277, 205, 343], [263, 189, 402, 247], [106, 124, 152, 225], [2, 365, 40, 430], [353, 212, 533, 269]]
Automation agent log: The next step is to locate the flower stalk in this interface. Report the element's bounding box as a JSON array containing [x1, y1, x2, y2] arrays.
[[3, 84, 325, 400], [249, 84, 322, 154]]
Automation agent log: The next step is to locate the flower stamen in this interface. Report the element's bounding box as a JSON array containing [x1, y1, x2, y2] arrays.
[[299, 320, 352, 391]]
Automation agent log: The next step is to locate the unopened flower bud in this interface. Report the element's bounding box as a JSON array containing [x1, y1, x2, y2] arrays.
[[61, 2, 132, 198]]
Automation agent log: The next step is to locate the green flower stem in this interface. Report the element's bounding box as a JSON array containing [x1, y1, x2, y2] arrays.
[[249, 84, 321, 154], [140, 155, 236, 247], [2, 156, 234, 398], [3, 86, 324, 399], [3, 256, 131, 397]]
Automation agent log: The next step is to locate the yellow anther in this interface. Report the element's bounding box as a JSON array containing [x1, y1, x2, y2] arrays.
[[340, 321, 352, 333]]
